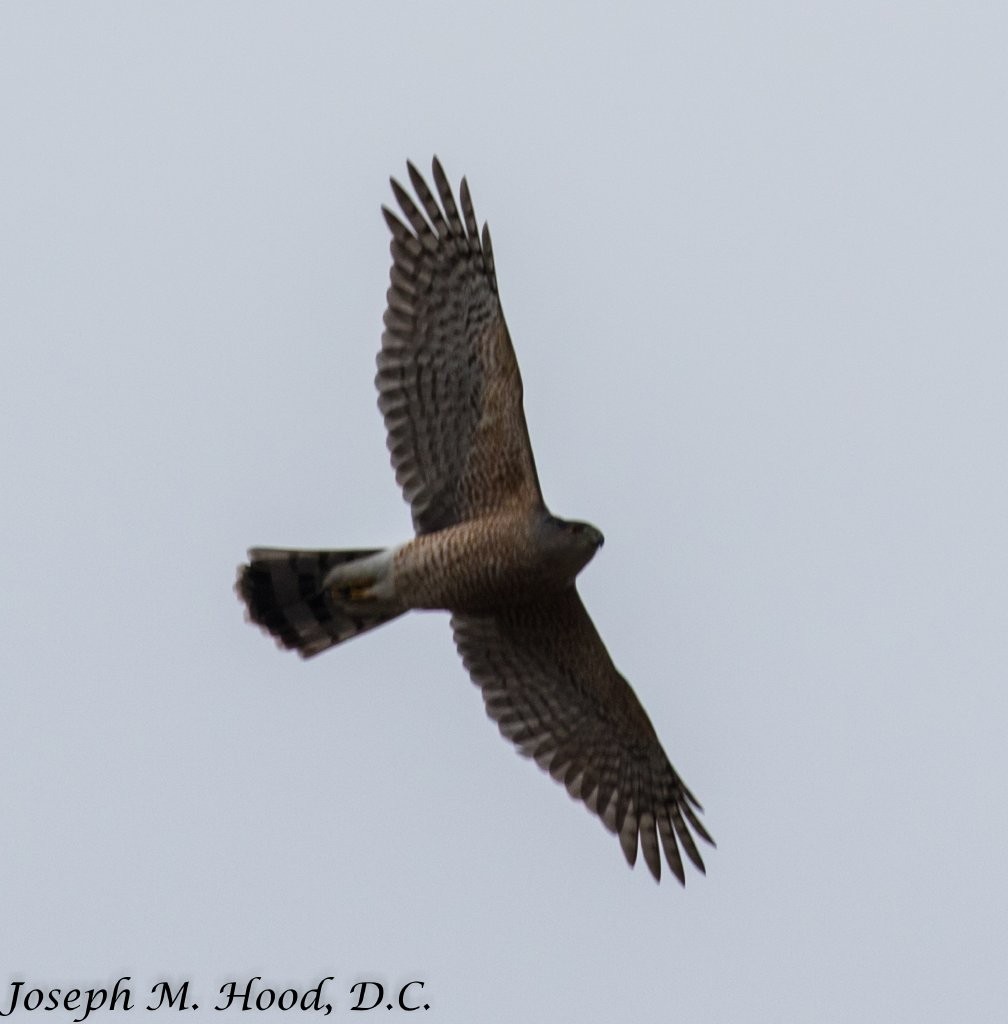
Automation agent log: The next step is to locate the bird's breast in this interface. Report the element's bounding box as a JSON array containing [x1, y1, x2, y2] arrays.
[[391, 514, 562, 612]]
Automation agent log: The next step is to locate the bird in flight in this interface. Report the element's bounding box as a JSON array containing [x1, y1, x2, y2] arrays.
[[236, 157, 714, 884]]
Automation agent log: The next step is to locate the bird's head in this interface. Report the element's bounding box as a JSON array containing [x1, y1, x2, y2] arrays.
[[537, 513, 604, 582]]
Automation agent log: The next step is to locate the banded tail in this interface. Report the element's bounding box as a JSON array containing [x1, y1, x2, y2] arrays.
[[236, 547, 405, 658]]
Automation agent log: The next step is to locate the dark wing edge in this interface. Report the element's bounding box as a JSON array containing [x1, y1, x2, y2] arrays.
[[451, 591, 715, 885]]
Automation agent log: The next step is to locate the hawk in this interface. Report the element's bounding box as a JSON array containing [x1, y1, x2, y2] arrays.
[[237, 158, 714, 884]]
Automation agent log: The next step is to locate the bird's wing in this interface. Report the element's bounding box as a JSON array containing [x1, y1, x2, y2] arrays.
[[451, 589, 714, 883], [377, 157, 543, 535]]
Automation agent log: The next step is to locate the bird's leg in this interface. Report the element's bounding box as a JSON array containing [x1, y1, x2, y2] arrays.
[[321, 547, 400, 606]]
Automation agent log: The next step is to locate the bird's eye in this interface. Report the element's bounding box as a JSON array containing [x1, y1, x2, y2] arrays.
[[570, 523, 584, 534]]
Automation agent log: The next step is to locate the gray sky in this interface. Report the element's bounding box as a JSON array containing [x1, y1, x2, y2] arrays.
[[3, 2, 1006, 1020]]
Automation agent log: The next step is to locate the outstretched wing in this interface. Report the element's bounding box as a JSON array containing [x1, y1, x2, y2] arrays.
[[451, 590, 714, 884], [377, 157, 543, 536]]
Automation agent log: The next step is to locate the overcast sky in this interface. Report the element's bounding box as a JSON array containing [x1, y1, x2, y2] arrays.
[[3, 3, 1007, 1021]]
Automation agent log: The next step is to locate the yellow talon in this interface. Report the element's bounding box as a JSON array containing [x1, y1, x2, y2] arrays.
[[333, 580, 373, 602]]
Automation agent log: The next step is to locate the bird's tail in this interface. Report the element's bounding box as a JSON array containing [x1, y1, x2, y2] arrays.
[[236, 547, 406, 658]]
